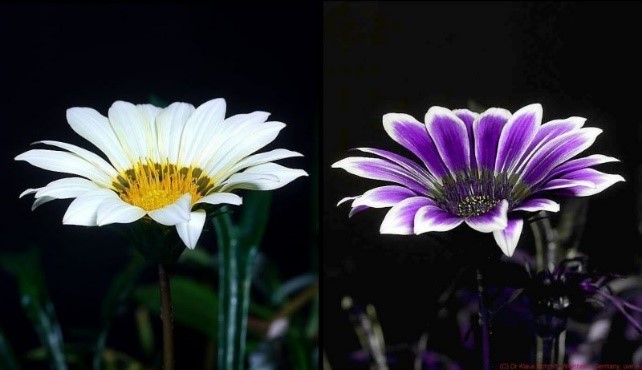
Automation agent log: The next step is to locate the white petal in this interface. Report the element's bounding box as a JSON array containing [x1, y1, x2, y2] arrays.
[[221, 149, 303, 179], [198, 111, 270, 170], [195, 192, 243, 206], [493, 218, 524, 257], [16, 149, 113, 187], [63, 189, 115, 226], [136, 104, 163, 162], [32, 196, 55, 210], [156, 102, 195, 163], [178, 98, 226, 166], [147, 193, 192, 226], [108, 101, 150, 163], [36, 140, 118, 178], [176, 209, 206, 249], [35, 177, 101, 199], [204, 121, 286, 179], [220, 163, 307, 191], [96, 197, 146, 226], [66, 107, 131, 171], [20, 188, 39, 198]]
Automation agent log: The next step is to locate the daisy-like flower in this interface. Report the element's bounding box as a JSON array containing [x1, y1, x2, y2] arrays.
[[16, 98, 307, 249], [333, 104, 623, 257]]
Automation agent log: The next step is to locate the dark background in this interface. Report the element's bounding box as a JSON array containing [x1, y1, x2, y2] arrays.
[[324, 1, 642, 368], [0, 3, 318, 369]]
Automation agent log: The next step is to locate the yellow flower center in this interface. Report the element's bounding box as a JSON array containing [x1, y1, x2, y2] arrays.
[[113, 162, 213, 211]]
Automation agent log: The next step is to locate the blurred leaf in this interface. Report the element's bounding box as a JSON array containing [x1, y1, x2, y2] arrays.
[[253, 253, 282, 301], [238, 191, 272, 248], [135, 307, 154, 358], [148, 94, 168, 108], [305, 292, 319, 339], [0, 248, 68, 370], [101, 254, 146, 320], [179, 248, 217, 269], [286, 330, 310, 370], [272, 273, 317, 306], [134, 276, 219, 338], [0, 325, 20, 370], [94, 254, 146, 370]]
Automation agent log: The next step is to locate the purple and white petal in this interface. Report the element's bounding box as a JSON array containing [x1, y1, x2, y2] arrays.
[[414, 205, 463, 234], [495, 104, 542, 174], [453, 108, 478, 169], [557, 168, 625, 197], [355, 147, 435, 184], [337, 196, 358, 207], [425, 106, 471, 174], [464, 200, 508, 233], [493, 217, 524, 257], [520, 128, 603, 186], [473, 108, 511, 172], [380, 197, 432, 235], [352, 185, 418, 208], [332, 157, 428, 194], [382, 113, 449, 179], [515, 117, 586, 174], [546, 154, 619, 180], [349, 205, 369, 218], [512, 198, 560, 213], [535, 178, 595, 192]]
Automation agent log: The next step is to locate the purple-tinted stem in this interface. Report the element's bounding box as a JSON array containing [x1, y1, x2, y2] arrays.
[[476, 268, 491, 370], [597, 291, 642, 333]]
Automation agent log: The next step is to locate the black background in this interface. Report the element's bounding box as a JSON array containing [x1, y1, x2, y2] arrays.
[[0, 3, 318, 369], [324, 1, 641, 368]]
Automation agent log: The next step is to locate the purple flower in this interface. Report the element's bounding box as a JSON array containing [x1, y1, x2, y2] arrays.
[[333, 104, 623, 257]]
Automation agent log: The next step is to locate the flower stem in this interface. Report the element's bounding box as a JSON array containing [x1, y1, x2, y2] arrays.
[[158, 264, 174, 370], [216, 216, 257, 370], [476, 268, 491, 370]]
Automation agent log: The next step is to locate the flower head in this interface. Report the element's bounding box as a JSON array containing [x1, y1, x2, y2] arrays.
[[17, 99, 307, 249], [333, 104, 622, 256]]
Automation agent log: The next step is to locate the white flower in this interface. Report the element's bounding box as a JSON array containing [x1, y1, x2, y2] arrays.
[[16, 98, 307, 249]]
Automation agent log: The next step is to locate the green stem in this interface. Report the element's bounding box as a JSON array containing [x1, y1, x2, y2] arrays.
[[158, 264, 174, 370], [218, 227, 256, 370]]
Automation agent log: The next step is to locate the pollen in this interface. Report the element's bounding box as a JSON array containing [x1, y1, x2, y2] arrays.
[[455, 195, 500, 218], [114, 161, 213, 211]]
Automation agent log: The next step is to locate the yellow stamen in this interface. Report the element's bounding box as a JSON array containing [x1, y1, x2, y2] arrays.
[[114, 161, 212, 211]]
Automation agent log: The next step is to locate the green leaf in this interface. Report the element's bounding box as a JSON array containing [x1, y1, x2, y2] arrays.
[[134, 276, 219, 338], [0, 248, 68, 370], [94, 254, 146, 370], [0, 325, 20, 370]]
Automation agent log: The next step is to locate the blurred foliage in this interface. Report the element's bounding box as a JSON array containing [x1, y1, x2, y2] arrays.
[[0, 189, 318, 369]]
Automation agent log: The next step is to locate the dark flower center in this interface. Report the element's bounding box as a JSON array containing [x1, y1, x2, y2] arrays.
[[455, 195, 500, 218], [432, 170, 527, 218]]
